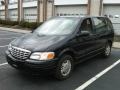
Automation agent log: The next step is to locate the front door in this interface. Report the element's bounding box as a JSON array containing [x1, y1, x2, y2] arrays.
[[76, 18, 97, 58]]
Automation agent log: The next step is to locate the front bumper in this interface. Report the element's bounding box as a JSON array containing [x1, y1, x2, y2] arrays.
[[6, 50, 58, 71]]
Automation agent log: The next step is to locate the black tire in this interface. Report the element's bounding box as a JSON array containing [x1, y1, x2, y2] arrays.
[[54, 54, 74, 80], [102, 42, 111, 58]]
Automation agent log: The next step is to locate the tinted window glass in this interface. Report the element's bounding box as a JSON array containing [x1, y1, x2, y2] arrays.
[[80, 18, 93, 33], [34, 18, 79, 35], [93, 17, 107, 33], [106, 18, 113, 31]]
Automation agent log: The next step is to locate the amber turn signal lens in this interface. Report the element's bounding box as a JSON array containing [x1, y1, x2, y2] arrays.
[[47, 53, 55, 60]]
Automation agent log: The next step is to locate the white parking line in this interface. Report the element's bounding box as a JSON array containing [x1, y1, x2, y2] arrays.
[[0, 37, 17, 40], [0, 33, 21, 35], [75, 59, 120, 90], [0, 63, 8, 67], [0, 33, 22, 35], [0, 45, 8, 48]]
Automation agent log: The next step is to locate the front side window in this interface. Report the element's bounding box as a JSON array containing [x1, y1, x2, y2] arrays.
[[93, 17, 107, 33], [34, 18, 79, 35], [80, 18, 93, 33]]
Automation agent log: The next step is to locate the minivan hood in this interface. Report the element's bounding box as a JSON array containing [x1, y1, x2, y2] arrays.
[[11, 33, 67, 52]]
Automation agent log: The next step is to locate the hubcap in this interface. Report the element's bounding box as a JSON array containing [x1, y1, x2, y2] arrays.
[[105, 45, 111, 56], [61, 60, 71, 76]]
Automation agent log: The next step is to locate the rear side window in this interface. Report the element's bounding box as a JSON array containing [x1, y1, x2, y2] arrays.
[[93, 17, 107, 33]]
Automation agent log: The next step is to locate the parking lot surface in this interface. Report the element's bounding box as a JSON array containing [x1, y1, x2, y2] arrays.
[[0, 30, 120, 90]]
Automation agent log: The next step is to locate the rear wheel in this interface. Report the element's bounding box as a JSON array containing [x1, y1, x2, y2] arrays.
[[54, 54, 74, 80], [102, 42, 111, 57]]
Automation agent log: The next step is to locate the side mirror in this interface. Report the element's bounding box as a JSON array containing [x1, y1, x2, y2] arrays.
[[80, 31, 90, 36]]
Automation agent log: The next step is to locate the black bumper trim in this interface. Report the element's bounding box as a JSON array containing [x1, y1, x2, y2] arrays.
[[6, 50, 58, 70]]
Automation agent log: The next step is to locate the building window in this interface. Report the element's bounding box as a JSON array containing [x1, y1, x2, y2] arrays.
[[23, 0, 37, 2], [56, 13, 59, 16], [9, 0, 18, 4], [0, 0, 5, 5]]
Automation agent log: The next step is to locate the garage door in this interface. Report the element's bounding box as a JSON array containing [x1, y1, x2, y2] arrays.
[[8, 9, 18, 21], [0, 10, 5, 20], [103, 5, 120, 35], [103, 5, 120, 17], [55, 5, 87, 16], [24, 7, 37, 22]]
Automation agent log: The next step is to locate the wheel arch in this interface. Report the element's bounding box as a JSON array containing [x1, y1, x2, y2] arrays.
[[58, 48, 76, 60], [108, 40, 112, 47]]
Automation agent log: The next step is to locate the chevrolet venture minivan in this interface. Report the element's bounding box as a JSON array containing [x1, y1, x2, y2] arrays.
[[6, 16, 114, 80]]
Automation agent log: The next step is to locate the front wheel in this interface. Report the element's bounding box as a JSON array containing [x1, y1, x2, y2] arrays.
[[102, 43, 111, 57], [54, 55, 74, 80]]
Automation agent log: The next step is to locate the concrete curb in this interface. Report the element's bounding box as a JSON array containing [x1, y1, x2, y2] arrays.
[[112, 42, 120, 49], [0, 27, 31, 34]]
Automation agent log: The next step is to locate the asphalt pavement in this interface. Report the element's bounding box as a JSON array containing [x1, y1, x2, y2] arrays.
[[0, 30, 120, 90]]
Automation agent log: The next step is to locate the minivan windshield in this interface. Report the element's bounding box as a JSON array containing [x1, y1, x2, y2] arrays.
[[34, 18, 79, 35]]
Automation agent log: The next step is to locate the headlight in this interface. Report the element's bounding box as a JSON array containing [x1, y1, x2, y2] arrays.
[[30, 52, 55, 60]]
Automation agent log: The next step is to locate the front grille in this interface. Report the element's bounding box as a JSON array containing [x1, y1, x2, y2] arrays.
[[10, 46, 31, 60]]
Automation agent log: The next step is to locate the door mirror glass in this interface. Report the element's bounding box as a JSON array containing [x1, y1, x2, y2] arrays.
[[80, 31, 90, 36]]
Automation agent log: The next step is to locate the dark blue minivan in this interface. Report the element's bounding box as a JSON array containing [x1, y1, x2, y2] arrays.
[[6, 16, 114, 80]]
